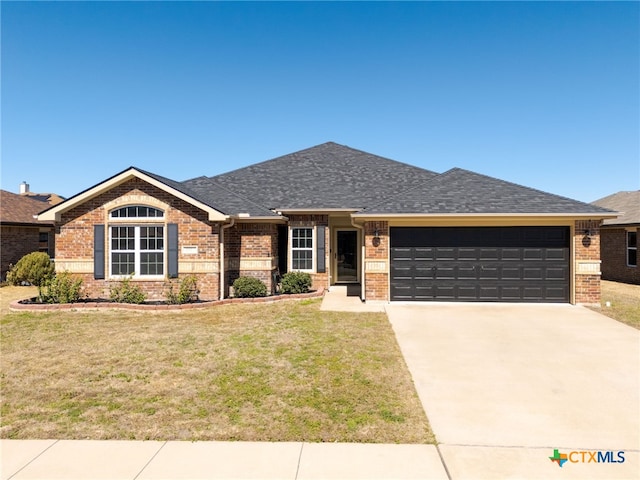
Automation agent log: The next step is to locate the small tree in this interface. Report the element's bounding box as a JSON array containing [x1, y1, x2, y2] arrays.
[[6, 252, 55, 301]]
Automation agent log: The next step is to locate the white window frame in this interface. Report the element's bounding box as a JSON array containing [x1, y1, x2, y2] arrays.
[[627, 230, 637, 267], [289, 226, 315, 273], [109, 206, 166, 279]]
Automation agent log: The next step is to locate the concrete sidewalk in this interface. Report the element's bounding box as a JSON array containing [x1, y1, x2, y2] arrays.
[[320, 285, 386, 312], [1, 440, 447, 480]]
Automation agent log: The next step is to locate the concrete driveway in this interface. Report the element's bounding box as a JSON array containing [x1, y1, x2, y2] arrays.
[[386, 303, 640, 479]]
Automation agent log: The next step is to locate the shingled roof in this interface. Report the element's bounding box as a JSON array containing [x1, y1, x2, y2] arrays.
[[38, 142, 619, 220], [0, 190, 53, 226], [359, 168, 616, 215], [592, 191, 640, 226], [201, 142, 438, 211]]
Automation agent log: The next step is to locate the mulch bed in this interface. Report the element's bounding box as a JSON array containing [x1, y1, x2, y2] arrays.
[[10, 287, 324, 312]]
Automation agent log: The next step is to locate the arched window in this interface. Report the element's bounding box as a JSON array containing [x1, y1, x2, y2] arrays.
[[110, 206, 164, 219], [109, 206, 165, 277]]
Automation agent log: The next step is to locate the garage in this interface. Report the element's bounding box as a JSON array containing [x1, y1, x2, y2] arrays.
[[390, 226, 570, 302]]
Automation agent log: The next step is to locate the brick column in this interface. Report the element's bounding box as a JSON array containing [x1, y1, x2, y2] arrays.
[[574, 220, 601, 304], [364, 221, 389, 301]]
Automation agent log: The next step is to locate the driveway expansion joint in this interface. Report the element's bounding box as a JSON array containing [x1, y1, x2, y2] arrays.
[[133, 440, 167, 480]]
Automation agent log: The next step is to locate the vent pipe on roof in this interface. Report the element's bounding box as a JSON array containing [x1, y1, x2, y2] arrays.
[[19, 181, 30, 194]]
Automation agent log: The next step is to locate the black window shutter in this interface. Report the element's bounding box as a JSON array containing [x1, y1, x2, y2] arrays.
[[168, 223, 178, 278], [317, 226, 326, 273], [94, 225, 105, 279]]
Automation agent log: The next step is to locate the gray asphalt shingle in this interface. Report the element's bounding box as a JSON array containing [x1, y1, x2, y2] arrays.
[[158, 142, 613, 217], [361, 168, 615, 215], [204, 142, 439, 210]]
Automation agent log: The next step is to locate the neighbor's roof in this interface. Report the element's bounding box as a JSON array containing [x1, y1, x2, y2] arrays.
[[357, 168, 617, 216], [0, 189, 54, 226], [592, 191, 640, 226]]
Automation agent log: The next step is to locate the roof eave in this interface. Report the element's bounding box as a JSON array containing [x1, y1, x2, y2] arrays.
[[38, 168, 229, 222]]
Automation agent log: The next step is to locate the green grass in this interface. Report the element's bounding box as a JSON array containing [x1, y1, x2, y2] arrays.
[[0, 287, 434, 443]]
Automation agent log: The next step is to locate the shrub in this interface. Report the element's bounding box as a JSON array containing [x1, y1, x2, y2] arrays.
[[232, 276, 267, 298], [166, 275, 199, 304], [109, 276, 146, 304], [6, 252, 55, 301], [281, 271, 312, 294], [42, 271, 84, 304]]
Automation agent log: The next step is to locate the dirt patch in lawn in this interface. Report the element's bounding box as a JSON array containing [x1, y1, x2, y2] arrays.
[[0, 286, 434, 443], [589, 280, 640, 329]]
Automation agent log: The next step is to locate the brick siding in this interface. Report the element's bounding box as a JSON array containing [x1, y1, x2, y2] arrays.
[[225, 223, 278, 295], [574, 219, 602, 304], [56, 178, 220, 300], [364, 221, 389, 301], [600, 227, 640, 285], [1, 226, 54, 279]]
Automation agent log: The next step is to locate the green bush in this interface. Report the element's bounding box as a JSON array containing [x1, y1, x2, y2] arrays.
[[42, 271, 84, 304], [166, 275, 199, 304], [233, 276, 267, 298], [109, 276, 146, 304], [6, 252, 55, 301], [281, 271, 312, 294]]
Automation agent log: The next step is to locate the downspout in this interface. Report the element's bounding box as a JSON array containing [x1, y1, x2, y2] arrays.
[[351, 216, 365, 302], [220, 217, 235, 300]]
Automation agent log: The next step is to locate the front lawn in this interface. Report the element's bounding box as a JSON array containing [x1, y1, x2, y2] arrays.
[[0, 286, 434, 443], [590, 280, 640, 330]]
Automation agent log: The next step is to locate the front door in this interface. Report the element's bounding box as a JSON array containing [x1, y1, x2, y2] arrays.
[[337, 230, 358, 282]]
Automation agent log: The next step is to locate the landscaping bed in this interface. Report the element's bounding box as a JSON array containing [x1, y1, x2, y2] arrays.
[[9, 288, 324, 312]]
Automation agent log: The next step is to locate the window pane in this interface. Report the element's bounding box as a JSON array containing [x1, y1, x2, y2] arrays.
[[292, 250, 312, 270], [140, 226, 163, 251], [141, 253, 164, 275], [111, 226, 135, 250], [112, 253, 135, 275], [628, 232, 637, 247], [628, 248, 637, 267]]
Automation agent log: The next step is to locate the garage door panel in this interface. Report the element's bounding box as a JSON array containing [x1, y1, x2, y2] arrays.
[[501, 248, 521, 261], [390, 227, 570, 303]]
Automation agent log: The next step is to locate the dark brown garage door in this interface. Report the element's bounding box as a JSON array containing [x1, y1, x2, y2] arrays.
[[390, 226, 570, 302]]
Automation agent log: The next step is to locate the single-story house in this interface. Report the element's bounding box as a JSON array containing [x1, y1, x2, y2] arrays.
[[1, 189, 56, 279], [592, 191, 639, 285], [38, 142, 617, 304]]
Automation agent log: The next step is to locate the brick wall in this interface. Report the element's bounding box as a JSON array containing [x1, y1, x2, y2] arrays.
[[574, 219, 602, 304], [1, 226, 54, 279], [600, 227, 640, 285], [56, 178, 220, 300], [225, 223, 278, 295], [364, 221, 389, 301]]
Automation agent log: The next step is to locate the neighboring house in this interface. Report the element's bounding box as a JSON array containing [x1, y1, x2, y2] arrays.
[[0, 189, 56, 279], [39, 142, 616, 304], [592, 191, 639, 285]]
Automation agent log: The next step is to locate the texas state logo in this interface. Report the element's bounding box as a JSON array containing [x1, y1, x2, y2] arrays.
[[549, 449, 625, 467], [549, 449, 568, 467]]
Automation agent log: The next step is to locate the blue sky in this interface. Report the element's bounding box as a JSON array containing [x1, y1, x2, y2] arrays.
[[2, 1, 638, 203]]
